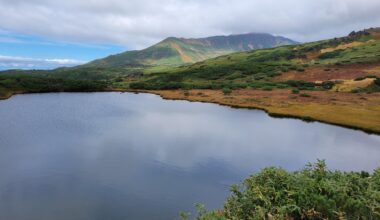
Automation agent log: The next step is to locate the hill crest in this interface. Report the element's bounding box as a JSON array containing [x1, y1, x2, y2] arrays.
[[86, 33, 297, 68]]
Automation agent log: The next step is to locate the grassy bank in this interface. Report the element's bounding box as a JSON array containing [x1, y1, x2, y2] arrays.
[[182, 160, 380, 220], [0, 74, 109, 100], [148, 89, 380, 134]]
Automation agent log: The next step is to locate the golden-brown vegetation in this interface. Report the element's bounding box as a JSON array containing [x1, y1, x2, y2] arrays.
[[147, 89, 380, 134]]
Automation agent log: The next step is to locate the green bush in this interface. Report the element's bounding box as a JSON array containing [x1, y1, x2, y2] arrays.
[[292, 89, 300, 94], [285, 80, 316, 89], [222, 88, 232, 95], [375, 78, 380, 87], [321, 81, 335, 89], [318, 49, 343, 59], [355, 76, 366, 81], [300, 93, 311, 97], [186, 161, 380, 220], [114, 77, 123, 82], [281, 67, 289, 72]]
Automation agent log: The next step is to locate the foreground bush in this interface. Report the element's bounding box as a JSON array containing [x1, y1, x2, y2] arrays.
[[185, 160, 380, 220]]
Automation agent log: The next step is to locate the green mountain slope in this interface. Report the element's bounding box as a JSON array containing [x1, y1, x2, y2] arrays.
[[85, 33, 297, 68], [129, 28, 380, 91]]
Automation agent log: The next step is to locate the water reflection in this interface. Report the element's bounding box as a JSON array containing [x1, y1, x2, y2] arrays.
[[0, 92, 379, 220]]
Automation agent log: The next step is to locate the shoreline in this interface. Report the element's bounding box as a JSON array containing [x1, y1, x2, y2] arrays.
[[142, 89, 380, 135], [1, 89, 380, 135]]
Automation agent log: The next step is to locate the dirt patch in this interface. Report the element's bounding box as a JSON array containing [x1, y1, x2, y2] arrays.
[[274, 63, 380, 82], [170, 43, 192, 63]]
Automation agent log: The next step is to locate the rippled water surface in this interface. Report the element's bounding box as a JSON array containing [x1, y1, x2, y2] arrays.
[[0, 92, 379, 220]]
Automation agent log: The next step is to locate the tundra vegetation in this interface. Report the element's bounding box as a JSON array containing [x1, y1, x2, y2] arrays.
[[181, 160, 380, 220]]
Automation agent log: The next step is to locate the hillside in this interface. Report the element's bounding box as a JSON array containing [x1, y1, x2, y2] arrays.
[[85, 33, 297, 68], [128, 28, 380, 90]]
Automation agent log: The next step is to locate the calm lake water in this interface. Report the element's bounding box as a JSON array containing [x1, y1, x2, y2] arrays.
[[0, 92, 379, 220]]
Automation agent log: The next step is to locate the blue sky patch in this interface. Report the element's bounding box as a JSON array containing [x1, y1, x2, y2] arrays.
[[0, 31, 126, 70]]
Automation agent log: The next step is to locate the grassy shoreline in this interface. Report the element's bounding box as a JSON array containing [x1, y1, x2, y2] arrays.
[[2, 89, 380, 135], [149, 90, 380, 135]]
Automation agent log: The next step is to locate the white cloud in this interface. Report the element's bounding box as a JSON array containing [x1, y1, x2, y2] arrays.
[[0, 55, 86, 70], [0, 0, 379, 49]]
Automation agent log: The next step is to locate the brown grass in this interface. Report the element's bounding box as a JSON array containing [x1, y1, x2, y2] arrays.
[[332, 78, 375, 92], [274, 63, 380, 82], [147, 89, 380, 134], [320, 41, 364, 54]]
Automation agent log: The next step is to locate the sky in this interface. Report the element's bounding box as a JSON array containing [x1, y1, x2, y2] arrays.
[[1, 0, 380, 70]]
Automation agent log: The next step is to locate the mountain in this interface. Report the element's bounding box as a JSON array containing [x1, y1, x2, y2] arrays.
[[85, 33, 297, 68], [131, 28, 380, 90]]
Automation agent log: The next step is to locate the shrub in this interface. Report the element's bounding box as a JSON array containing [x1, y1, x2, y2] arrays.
[[222, 88, 232, 95], [285, 80, 315, 89], [374, 78, 380, 87], [129, 82, 146, 89], [355, 76, 366, 81], [276, 84, 287, 89], [292, 89, 300, 94], [300, 93, 311, 97], [318, 50, 343, 59], [114, 77, 123, 82], [321, 81, 335, 89], [186, 161, 380, 220]]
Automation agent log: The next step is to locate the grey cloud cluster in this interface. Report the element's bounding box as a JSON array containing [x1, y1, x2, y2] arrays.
[[0, 0, 380, 49], [0, 55, 86, 70]]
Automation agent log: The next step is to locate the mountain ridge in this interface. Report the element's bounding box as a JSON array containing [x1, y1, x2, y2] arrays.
[[85, 33, 297, 68]]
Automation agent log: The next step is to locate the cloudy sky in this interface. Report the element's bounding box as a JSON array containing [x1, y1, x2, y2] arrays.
[[1, 0, 380, 69]]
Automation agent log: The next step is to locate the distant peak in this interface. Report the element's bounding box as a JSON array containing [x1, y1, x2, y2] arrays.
[[162, 37, 180, 42]]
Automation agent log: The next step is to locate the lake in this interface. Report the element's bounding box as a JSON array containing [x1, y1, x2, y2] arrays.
[[0, 92, 379, 220]]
